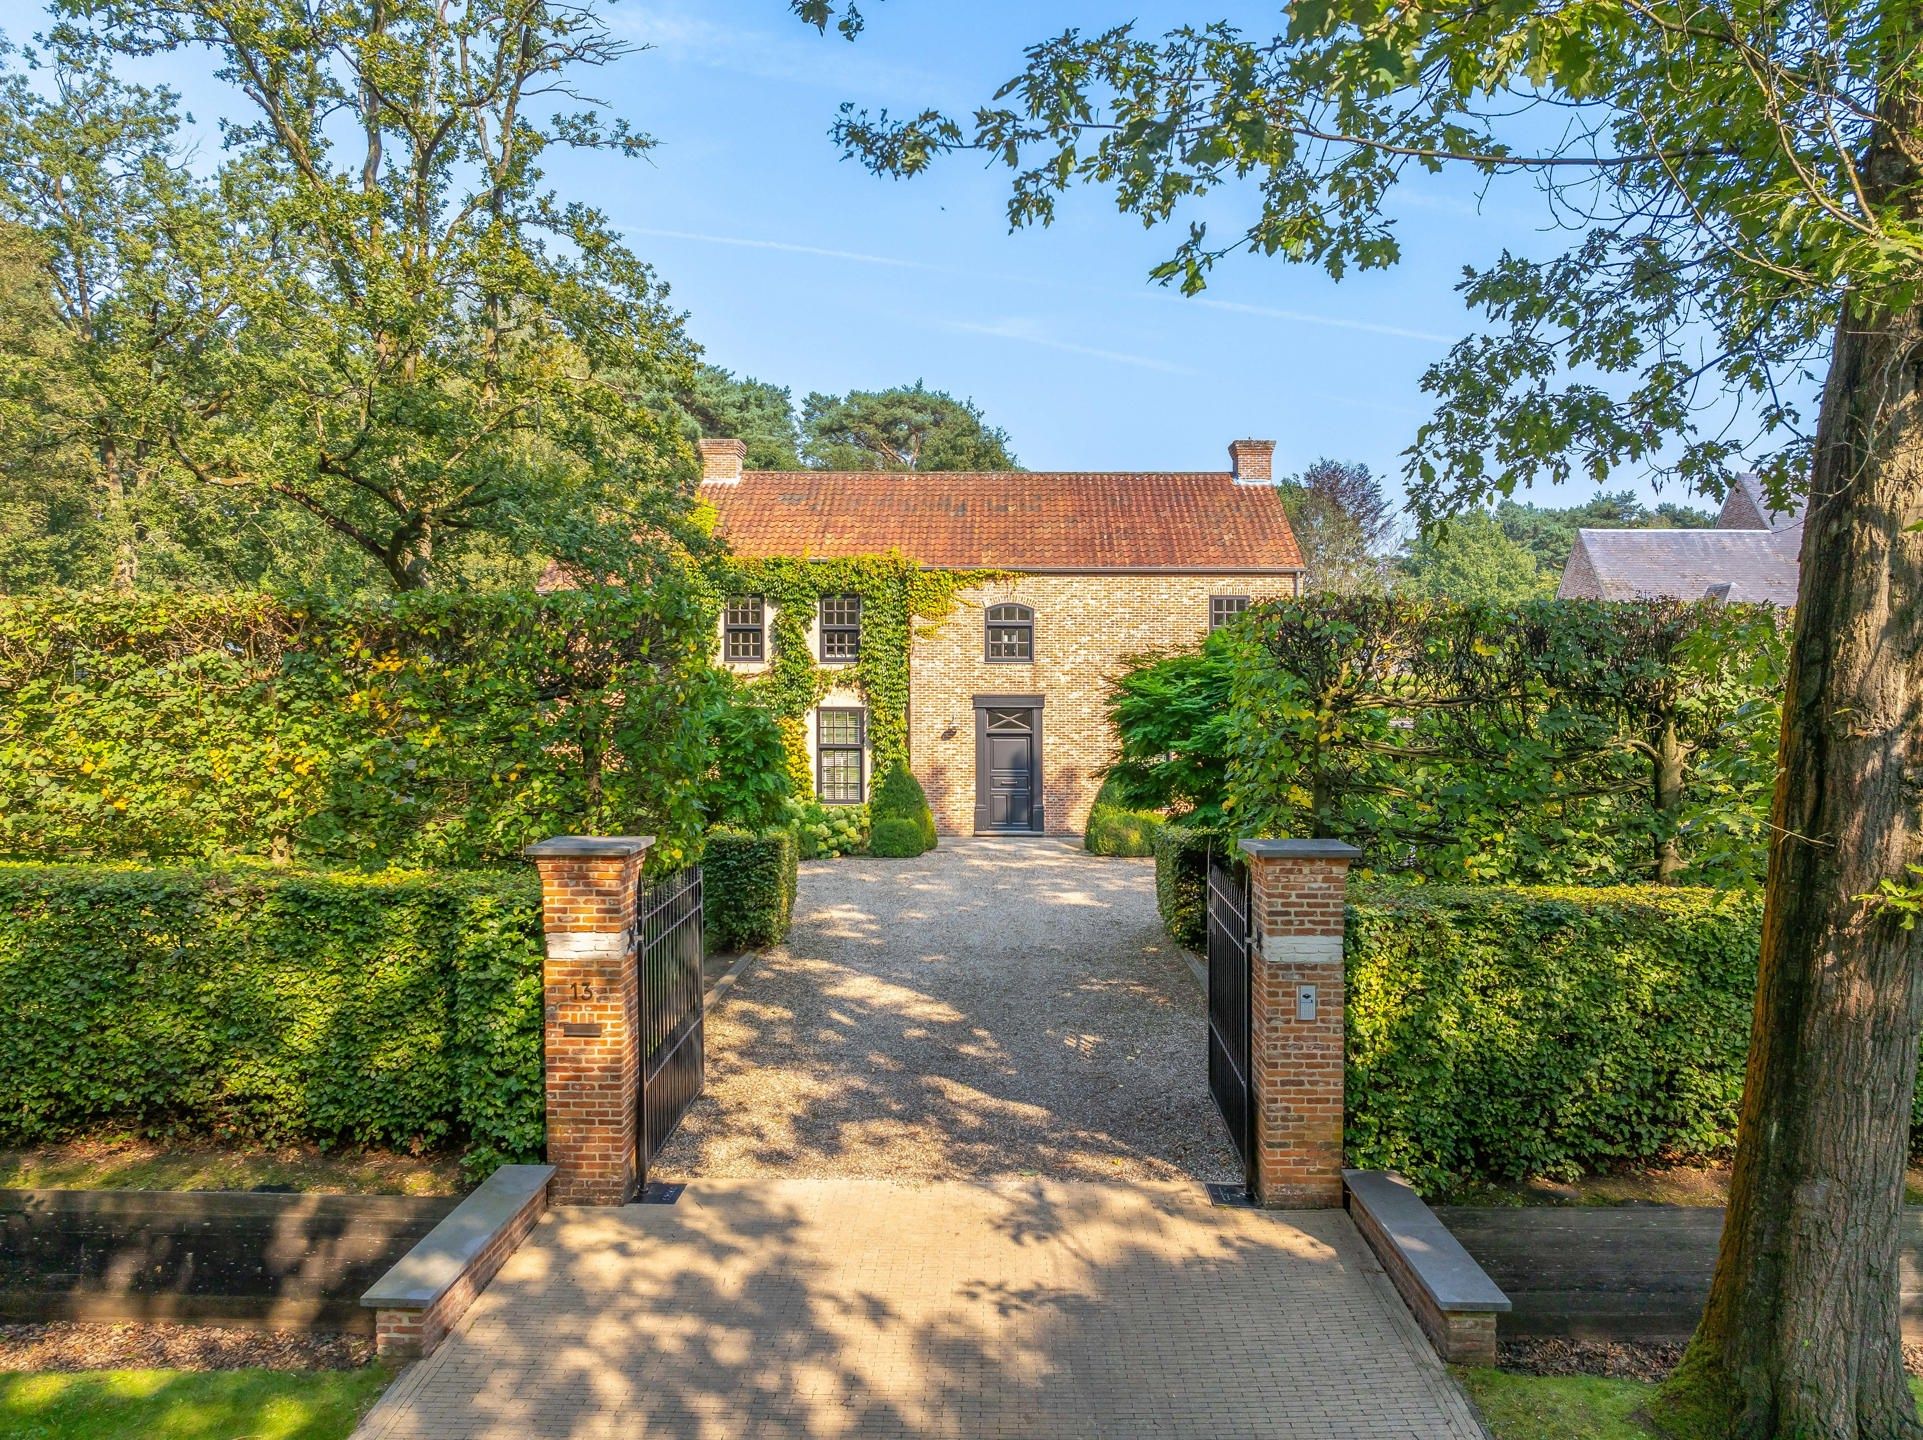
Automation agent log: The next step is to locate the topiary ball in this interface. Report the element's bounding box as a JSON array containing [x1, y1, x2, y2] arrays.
[[869, 816, 926, 858]]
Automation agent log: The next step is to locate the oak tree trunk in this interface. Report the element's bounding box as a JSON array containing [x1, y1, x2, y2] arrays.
[[1658, 298, 1923, 1436]]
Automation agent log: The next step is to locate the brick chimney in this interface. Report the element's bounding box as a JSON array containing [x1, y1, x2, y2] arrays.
[[698, 438, 746, 483], [1229, 438, 1276, 484]]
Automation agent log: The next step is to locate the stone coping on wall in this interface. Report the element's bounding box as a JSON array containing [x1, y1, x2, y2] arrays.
[[1344, 1169, 1510, 1366], [362, 1164, 554, 1359], [1239, 838, 1365, 861], [522, 835, 654, 859]]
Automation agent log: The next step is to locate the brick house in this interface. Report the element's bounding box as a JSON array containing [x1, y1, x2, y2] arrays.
[[698, 437, 1305, 836]]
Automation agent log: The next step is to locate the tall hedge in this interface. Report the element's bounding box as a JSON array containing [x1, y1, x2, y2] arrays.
[[702, 829, 799, 950], [1153, 824, 1223, 950], [0, 588, 725, 868], [1346, 882, 1764, 1191], [0, 863, 544, 1171]]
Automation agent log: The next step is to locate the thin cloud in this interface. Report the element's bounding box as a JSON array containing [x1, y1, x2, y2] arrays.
[[941, 318, 1196, 375], [625, 226, 943, 271], [1186, 296, 1455, 344], [615, 11, 952, 102]]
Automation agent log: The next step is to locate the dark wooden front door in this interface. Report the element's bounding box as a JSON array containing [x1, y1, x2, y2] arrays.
[[987, 730, 1034, 829], [977, 704, 1040, 832]]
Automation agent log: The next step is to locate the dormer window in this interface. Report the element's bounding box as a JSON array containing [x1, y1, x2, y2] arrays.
[[985, 604, 1034, 662], [724, 597, 765, 662], [819, 595, 861, 661], [1209, 595, 1251, 631]]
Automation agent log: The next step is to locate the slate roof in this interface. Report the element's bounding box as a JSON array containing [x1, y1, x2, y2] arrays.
[[1558, 523, 1803, 604], [699, 470, 1304, 572]]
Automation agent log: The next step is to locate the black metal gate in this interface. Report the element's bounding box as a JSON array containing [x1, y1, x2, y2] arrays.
[[1206, 848, 1255, 1196], [636, 865, 704, 1186]]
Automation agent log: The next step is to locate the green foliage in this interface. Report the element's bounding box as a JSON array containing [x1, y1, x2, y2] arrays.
[[702, 828, 799, 951], [800, 381, 1018, 471], [1346, 882, 1764, 1192], [704, 555, 1001, 787], [4, 11, 696, 594], [871, 760, 936, 853], [1278, 458, 1393, 596], [1398, 511, 1553, 604], [679, 364, 804, 471], [1153, 824, 1224, 951], [694, 674, 795, 834], [1105, 629, 1238, 826], [0, 587, 720, 870], [1494, 492, 1716, 576], [0, 862, 544, 1171], [1083, 774, 1164, 857], [869, 816, 927, 858], [787, 798, 868, 859], [1220, 596, 1785, 887]]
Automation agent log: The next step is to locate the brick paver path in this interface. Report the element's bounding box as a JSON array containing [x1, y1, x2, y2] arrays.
[[354, 1178, 1486, 1440]]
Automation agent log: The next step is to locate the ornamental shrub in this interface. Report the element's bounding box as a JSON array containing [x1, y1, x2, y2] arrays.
[[0, 862, 543, 1173], [1084, 774, 1164, 857], [1153, 824, 1224, 950], [1346, 882, 1764, 1192], [702, 828, 799, 950], [869, 817, 927, 858], [0, 587, 720, 869], [870, 761, 936, 854], [787, 799, 868, 859]]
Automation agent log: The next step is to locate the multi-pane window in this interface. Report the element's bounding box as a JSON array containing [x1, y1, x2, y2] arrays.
[[985, 604, 1034, 662], [819, 595, 861, 661], [816, 708, 866, 804], [1209, 595, 1251, 631], [724, 596, 765, 662]]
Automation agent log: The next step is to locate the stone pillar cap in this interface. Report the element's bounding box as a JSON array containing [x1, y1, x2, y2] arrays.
[[522, 835, 655, 859], [1238, 838, 1362, 860]]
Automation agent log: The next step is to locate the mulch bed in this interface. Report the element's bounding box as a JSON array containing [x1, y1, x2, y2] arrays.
[[1499, 1338, 1923, 1382], [0, 1321, 374, 1372]]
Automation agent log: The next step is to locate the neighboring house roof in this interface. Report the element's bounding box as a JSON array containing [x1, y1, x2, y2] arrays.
[[699, 469, 1304, 572], [1717, 472, 1805, 532], [1556, 472, 1806, 605], [1557, 525, 1803, 605]]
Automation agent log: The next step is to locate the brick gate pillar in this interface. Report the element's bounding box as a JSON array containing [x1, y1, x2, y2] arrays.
[[1239, 838, 1361, 1209], [523, 835, 652, 1205]]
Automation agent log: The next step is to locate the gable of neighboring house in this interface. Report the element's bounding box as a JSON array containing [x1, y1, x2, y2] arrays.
[[697, 437, 1304, 835]]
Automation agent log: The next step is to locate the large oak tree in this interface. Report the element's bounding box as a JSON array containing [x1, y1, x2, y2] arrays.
[[795, 0, 1923, 1433]]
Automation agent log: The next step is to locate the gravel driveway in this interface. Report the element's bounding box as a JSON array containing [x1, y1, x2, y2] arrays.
[[654, 838, 1241, 1185]]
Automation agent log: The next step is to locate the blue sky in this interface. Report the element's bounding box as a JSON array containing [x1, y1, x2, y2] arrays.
[[0, 0, 1747, 516]]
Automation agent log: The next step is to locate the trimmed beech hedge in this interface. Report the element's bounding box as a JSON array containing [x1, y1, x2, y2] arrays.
[[1347, 883, 1764, 1191], [1153, 824, 1223, 950], [0, 863, 543, 1172], [702, 829, 798, 950]]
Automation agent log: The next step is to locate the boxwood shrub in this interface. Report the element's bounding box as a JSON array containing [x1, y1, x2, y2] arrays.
[[1084, 775, 1164, 857], [870, 762, 936, 855], [0, 862, 544, 1173], [702, 828, 798, 950], [1346, 882, 1765, 1192]]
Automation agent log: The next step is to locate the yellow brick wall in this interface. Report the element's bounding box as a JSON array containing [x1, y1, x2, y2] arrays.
[[908, 573, 1298, 835]]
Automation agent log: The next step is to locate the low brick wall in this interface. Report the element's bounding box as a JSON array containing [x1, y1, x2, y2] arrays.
[[364, 1164, 553, 1360], [1344, 1170, 1509, 1365], [0, 1188, 456, 1332]]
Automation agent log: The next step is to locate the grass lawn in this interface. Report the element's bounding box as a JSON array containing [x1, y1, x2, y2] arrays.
[[0, 1368, 391, 1440], [0, 1135, 461, 1195], [1460, 1370, 1923, 1439]]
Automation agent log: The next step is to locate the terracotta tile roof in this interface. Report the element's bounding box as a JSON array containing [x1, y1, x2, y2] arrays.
[[700, 470, 1303, 572]]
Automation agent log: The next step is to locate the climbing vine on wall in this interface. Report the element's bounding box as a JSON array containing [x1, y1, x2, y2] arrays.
[[704, 555, 1005, 793]]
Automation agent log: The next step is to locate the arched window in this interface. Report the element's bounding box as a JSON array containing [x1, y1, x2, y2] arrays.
[[985, 603, 1034, 662]]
